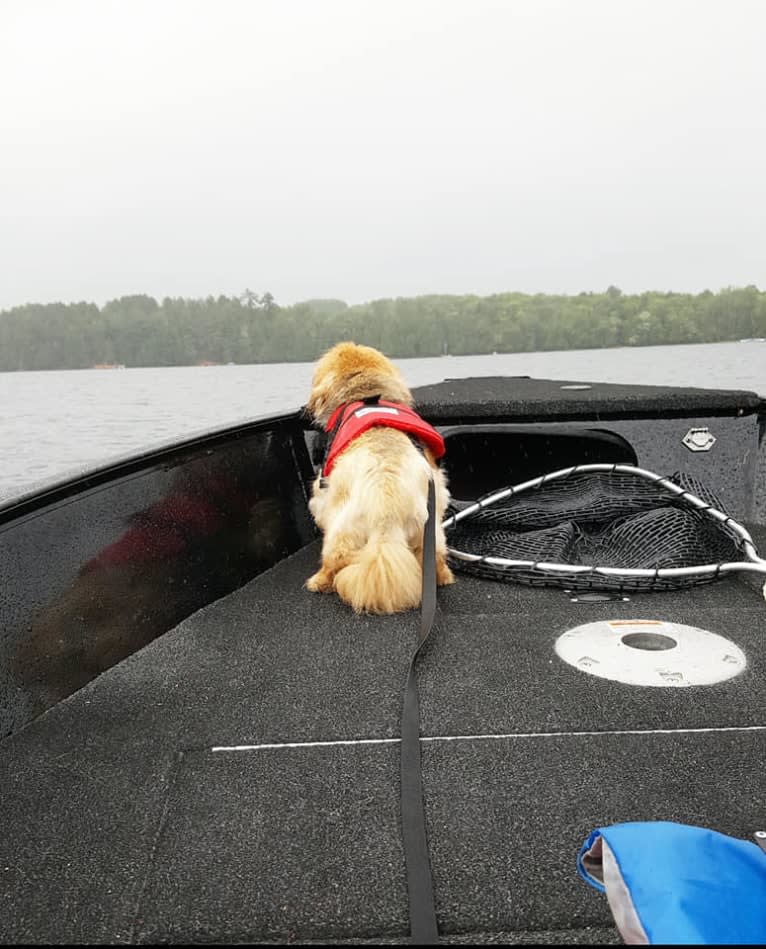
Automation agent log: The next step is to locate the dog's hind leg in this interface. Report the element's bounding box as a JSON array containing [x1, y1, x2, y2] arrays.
[[413, 539, 455, 587], [305, 531, 358, 594], [436, 550, 455, 586], [305, 565, 335, 593]]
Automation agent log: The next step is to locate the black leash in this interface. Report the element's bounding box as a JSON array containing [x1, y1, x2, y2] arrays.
[[400, 478, 440, 944]]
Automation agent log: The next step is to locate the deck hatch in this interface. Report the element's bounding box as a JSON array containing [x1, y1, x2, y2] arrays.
[[555, 619, 747, 687]]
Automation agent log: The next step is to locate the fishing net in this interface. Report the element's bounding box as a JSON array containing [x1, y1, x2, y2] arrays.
[[444, 464, 766, 592]]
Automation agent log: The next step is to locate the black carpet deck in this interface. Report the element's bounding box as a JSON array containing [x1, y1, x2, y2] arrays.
[[2, 531, 765, 944]]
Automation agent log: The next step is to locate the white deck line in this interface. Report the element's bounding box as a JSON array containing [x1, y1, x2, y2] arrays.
[[211, 723, 766, 753]]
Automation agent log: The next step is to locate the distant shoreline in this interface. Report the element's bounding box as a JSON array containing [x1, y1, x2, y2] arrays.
[[0, 336, 763, 374], [1, 287, 764, 371]]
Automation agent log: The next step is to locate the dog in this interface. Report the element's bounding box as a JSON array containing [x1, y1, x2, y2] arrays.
[[304, 341, 454, 613]]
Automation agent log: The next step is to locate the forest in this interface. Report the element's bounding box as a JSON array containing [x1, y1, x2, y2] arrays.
[[1, 285, 765, 371]]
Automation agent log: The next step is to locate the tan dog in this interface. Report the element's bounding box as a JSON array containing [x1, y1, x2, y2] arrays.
[[305, 341, 454, 613]]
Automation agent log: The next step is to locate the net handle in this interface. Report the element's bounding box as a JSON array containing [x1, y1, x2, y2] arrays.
[[443, 463, 766, 578]]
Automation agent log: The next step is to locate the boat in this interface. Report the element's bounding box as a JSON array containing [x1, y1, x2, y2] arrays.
[[1, 373, 764, 944]]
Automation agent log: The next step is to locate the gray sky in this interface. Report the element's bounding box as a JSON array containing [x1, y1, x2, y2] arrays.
[[2, 0, 765, 309]]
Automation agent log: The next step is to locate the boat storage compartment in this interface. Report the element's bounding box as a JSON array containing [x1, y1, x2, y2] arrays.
[[440, 424, 637, 500]]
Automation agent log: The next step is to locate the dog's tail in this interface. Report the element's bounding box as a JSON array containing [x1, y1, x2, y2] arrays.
[[334, 536, 421, 614]]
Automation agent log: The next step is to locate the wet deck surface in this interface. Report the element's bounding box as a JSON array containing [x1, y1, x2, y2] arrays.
[[2, 529, 765, 944]]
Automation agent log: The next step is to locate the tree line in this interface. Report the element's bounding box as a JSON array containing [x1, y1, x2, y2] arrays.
[[1, 285, 764, 371]]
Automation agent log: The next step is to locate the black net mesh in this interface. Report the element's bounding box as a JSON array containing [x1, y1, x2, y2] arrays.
[[445, 470, 745, 591]]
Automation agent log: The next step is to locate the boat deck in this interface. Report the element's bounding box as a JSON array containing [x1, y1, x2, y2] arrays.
[[2, 529, 765, 944]]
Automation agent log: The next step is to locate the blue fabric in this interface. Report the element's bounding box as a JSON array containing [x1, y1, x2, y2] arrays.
[[578, 821, 766, 944]]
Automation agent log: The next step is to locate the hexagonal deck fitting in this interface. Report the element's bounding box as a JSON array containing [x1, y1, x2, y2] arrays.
[[683, 427, 716, 452]]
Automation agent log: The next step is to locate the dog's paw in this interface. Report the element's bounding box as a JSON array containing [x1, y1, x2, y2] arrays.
[[305, 570, 334, 593], [436, 560, 456, 586]]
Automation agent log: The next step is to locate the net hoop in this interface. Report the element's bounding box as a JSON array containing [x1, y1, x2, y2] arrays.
[[443, 463, 766, 584]]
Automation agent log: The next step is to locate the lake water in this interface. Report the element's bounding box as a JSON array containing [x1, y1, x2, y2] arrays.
[[0, 341, 763, 501]]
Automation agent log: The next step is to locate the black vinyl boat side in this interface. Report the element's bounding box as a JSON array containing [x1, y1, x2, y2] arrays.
[[1, 376, 765, 944]]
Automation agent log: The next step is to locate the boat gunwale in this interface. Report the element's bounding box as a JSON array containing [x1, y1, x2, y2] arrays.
[[0, 408, 307, 526]]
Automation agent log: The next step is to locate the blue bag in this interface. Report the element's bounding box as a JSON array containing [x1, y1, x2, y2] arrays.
[[578, 821, 766, 944]]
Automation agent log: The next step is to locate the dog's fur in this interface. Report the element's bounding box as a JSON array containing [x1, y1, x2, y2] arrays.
[[305, 341, 454, 613]]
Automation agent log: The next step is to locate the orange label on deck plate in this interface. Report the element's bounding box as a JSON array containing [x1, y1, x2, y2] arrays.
[[607, 620, 665, 627]]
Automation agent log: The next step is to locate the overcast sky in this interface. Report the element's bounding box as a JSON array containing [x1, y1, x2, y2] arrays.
[[2, 0, 765, 309]]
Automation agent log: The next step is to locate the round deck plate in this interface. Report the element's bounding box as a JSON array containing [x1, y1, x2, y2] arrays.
[[555, 619, 746, 687]]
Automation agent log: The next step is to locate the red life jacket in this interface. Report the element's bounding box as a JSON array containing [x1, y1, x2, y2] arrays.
[[322, 399, 445, 477]]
